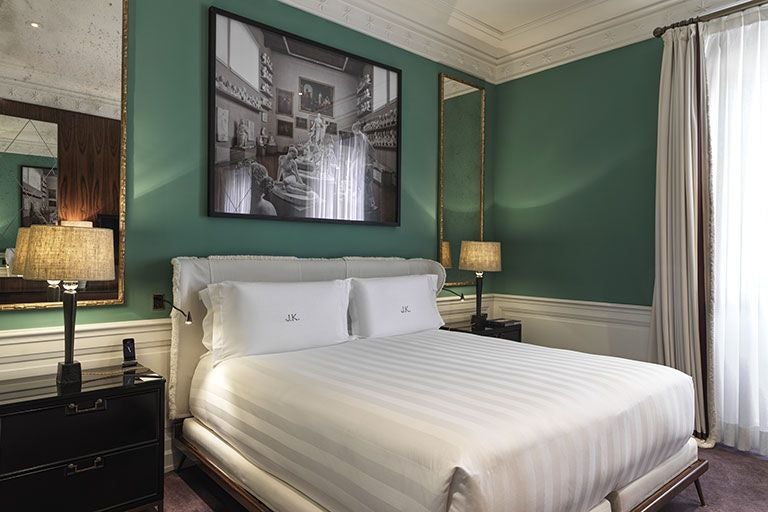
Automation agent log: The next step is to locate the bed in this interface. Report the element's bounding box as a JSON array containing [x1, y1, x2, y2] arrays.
[[170, 256, 708, 512]]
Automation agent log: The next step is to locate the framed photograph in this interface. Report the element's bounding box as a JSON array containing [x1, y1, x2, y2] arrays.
[[276, 88, 293, 116], [277, 119, 293, 138], [20, 165, 58, 227], [299, 78, 334, 117], [208, 7, 402, 226]]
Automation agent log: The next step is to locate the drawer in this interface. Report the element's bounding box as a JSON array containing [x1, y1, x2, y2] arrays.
[[0, 443, 161, 512], [0, 389, 160, 475]]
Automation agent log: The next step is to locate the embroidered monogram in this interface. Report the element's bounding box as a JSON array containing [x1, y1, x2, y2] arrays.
[[285, 313, 300, 322], [401, 306, 411, 314]]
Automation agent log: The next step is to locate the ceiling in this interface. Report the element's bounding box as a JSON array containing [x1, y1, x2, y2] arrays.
[[277, 0, 739, 83], [0, 0, 122, 119]]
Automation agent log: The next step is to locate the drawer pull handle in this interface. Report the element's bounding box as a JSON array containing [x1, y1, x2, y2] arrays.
[[66, 456, 104, 476], [65, 398, 107, 415]]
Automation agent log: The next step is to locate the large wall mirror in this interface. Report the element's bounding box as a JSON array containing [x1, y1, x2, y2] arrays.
[[438, 74, 485, 286], [0, 0, 127, 309]]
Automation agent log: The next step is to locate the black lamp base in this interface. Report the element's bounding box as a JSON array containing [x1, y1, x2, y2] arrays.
[[471, 313, 488, 329], [57, 361, 82, 385]]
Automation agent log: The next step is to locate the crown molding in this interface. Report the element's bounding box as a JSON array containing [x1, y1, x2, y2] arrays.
[[275, 0, 498, 82], [276, 0, 734, 84], [0, 61, 120, 120]]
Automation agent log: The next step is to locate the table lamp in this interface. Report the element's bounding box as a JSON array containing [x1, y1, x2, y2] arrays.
[[459, 240, 501, 328], [22, 225, 115, 388]]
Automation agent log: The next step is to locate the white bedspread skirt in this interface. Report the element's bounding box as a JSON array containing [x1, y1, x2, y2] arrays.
[[190, 330, 694, 512]]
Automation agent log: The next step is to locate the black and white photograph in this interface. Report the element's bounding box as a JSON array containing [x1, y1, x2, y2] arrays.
[[209, 7, 401, 225], [20, 165, 58, 227], [276, 88, 293, 116]]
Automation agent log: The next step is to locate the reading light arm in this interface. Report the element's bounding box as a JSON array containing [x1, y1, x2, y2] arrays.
[[442, 287, 465, 302], [163, 299, 193, 325]]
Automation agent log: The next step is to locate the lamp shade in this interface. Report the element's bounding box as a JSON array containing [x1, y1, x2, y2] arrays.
[[11, 227, 30, 276], [459, 240, 502, 272], [439, 240, 453, 269], [23, 225, 115, 282]]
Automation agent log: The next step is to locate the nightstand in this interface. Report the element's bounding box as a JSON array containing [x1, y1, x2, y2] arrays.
[[442, 318, 522, 341], [0, 364, 165, 512]]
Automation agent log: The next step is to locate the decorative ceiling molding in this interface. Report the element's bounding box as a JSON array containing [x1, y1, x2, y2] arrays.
[[276, 0, 735, 84], [0, 69, 120, 120]]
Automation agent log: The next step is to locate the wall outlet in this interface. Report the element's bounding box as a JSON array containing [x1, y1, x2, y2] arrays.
[[152, 294, 165, 310]]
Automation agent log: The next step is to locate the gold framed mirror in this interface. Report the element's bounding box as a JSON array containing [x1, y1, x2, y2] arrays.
[[438, 74, 486, 287], [0, 0, 127, 310]]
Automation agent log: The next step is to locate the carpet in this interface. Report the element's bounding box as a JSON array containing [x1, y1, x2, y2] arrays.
[[165, 445, 768, 511]]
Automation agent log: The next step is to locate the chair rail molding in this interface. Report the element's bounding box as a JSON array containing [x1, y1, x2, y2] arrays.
[[491, 294, 655, 363]]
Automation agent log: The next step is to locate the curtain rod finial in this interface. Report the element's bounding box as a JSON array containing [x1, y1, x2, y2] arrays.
[[653, 27, 666, 38]]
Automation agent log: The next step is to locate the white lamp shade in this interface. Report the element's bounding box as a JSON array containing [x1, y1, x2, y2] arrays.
[[23, 225, 115, 282], [459, 240, 502, 272]]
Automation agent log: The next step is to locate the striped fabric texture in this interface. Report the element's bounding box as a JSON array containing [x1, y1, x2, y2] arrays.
[[190, 330, 694, 512]]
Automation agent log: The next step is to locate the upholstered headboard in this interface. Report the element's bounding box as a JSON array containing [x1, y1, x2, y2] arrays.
[[169, 255, 446, 419]]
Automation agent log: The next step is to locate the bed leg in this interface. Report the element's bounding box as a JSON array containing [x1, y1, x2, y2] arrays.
[[175, 453, 187, 472], [694, 478, 706, 506]]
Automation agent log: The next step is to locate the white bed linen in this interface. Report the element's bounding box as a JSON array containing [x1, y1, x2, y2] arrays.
[[182, 417, 613, 512], [190, 329, 694, 512]]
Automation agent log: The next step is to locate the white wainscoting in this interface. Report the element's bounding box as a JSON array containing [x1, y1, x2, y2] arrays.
[[490, 294, 655, 363], [0, 319, 175, 471], [0, 295, 653, 472]]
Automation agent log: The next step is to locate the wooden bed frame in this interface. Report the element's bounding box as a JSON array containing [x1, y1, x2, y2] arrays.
[[172, 422, 709, 512]]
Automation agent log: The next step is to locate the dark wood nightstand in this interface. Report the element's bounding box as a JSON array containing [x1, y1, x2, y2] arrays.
[[0, 364, 165, 512], [442, 318, 522, 341]]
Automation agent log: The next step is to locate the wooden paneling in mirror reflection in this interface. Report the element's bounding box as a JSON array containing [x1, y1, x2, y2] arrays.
[[58, 114, 121, 222], [0, 99, 120, 223]]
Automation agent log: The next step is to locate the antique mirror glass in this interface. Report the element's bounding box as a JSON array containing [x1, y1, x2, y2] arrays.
[[0, 0, 127, 309], [438, 74, 485, 286]]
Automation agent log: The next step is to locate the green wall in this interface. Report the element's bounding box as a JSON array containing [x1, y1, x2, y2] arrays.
[[489, 39, 663, 305], [0, 0, 492, 329], [0, 154, 57, 250]]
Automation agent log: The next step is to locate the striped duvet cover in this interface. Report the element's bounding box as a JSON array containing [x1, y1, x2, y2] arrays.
[[189, 329, 693, 512]]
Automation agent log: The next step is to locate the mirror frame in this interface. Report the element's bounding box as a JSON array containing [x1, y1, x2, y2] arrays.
[[0, 0, 128, 311], [437, 73, 486, 287]]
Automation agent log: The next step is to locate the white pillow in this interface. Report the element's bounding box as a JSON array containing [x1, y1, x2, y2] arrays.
[[349, 274, 444, 338], [199, 288, 213, 351], [208, 279, 352, 365]]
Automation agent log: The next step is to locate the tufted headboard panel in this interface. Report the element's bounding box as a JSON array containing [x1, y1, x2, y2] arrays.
[[169, 255, 446, 419]]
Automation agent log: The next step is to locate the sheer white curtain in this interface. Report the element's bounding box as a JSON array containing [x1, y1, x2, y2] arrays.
[[703, 5, 768, 455]]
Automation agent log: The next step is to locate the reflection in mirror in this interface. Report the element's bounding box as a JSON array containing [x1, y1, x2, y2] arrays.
[[438, 74, 485, 286], [0, 0, 126, 309]]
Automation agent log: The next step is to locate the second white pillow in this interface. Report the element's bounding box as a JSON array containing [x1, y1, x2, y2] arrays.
[[349, 274, 444, 338]]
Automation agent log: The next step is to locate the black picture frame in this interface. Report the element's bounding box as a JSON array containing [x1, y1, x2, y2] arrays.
[[208, 7, 401, 226]]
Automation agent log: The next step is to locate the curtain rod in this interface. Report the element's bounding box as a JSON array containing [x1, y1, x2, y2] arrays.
[[653, 0, 767, 37]]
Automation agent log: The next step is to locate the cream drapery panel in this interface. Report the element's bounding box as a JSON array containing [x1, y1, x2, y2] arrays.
[[651, 25, 714, 439]]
